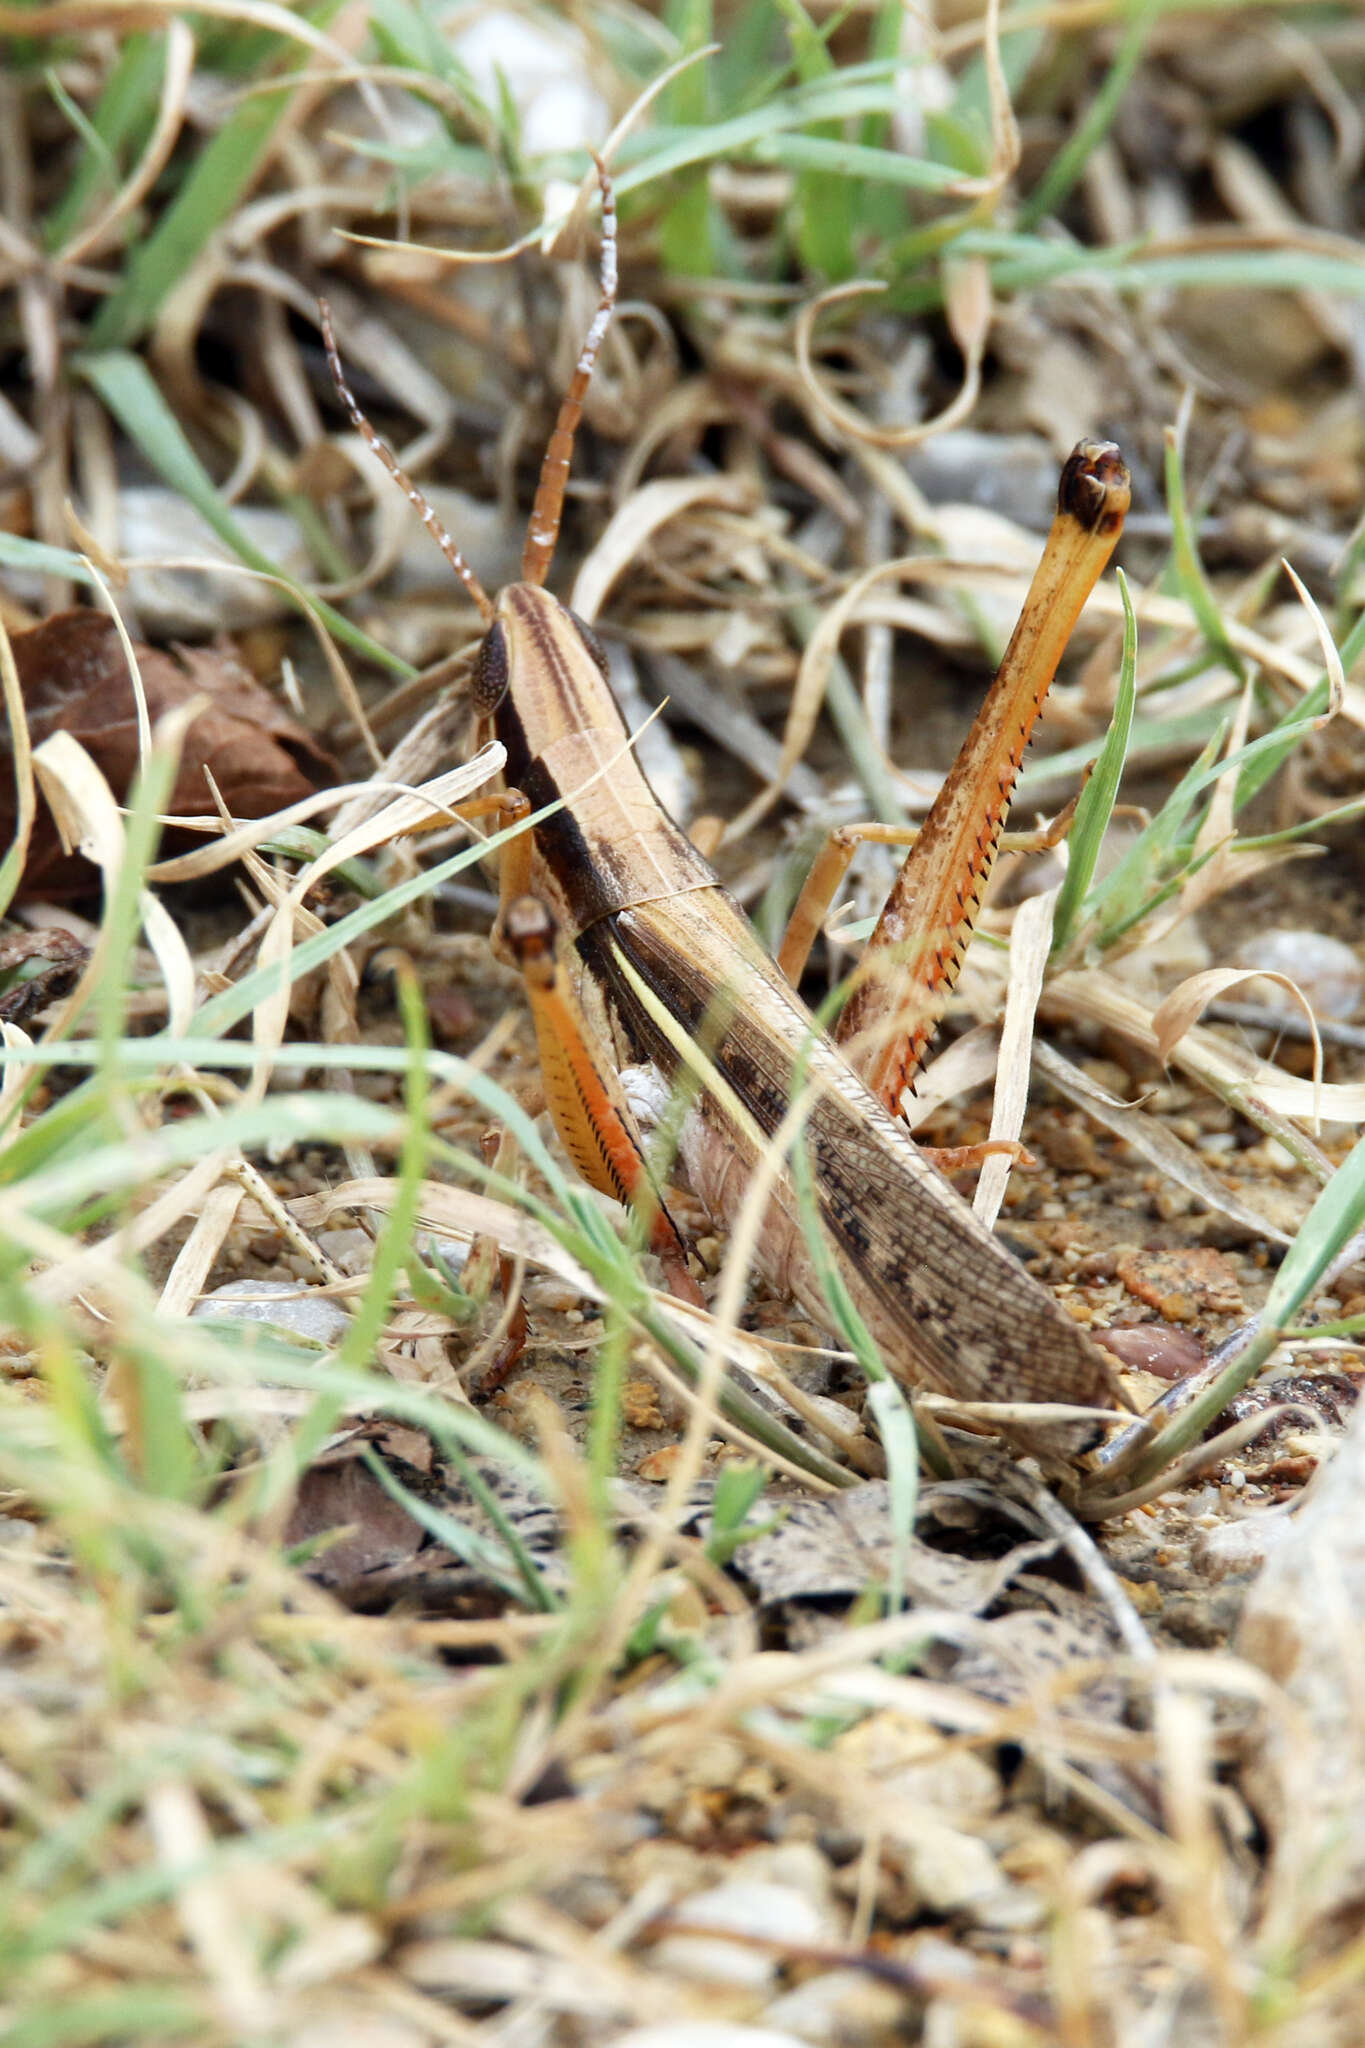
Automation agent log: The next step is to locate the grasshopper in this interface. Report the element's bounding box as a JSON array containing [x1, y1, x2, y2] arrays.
[[322, 163, 1135, 1465]]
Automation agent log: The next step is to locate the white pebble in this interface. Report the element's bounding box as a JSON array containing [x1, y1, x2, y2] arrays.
[[654, 1881, 825, 1990], [765, 1969, 907, 2042], [1238, 929, 1363, 1020], [613, 2031, 805, 2048], [193, 1279, 349, 1347], [315, 1228, 376, 1276]]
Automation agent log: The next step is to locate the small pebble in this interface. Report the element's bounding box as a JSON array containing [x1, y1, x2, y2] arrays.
[[800, 1392, 865, 1450], [637, 1445, 686, 1482], [525, 1277, 583, 1314], [1115, 1246, 1244, 1321], [1093, 1323, 1205, 1380], [415, 1232, 470, 1275], [764, 1970, 907, 2043], [316, 1228, 378, 1276], [1237, 929, 1363, 1020], [1194, 1511, 1295, 1578], [654, 1880, 826, 1989], [906, 429, 1058, 526], [287, 2003, 425, 2048], [613, 2030, 805, 2048], [898, 1820, 1006, 1916], [193, 1279, 349, 1348]]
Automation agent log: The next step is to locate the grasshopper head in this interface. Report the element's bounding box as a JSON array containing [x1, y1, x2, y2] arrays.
[[473, 584, 620, 787]]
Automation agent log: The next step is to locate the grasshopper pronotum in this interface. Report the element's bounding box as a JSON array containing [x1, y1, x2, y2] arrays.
[[323, 162, 1137, 1468]]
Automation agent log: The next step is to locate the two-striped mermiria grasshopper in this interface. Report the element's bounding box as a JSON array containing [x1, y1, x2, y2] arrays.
[[322, 161, 1138, 1475]]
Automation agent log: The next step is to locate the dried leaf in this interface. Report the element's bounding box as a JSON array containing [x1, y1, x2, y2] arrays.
[[1153, 966, 1322, 1069], [723, 1481, 1057, 1610], [0, 926, 87, 1025], [0, 610, 335, 899], [570, 475, 754, 625]]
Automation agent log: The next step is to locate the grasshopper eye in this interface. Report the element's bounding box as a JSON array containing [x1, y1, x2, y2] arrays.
[[472, 620, 509, 712], [567, 610, 611, 680]]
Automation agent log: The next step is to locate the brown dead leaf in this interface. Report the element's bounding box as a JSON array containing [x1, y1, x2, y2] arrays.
[[0, 925, 88, 1024], [0, 610, 335, 900], [0, 927, 86, 972]]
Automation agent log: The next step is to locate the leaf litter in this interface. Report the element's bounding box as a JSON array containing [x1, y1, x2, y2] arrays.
[[1, 6, 1365, 2043]]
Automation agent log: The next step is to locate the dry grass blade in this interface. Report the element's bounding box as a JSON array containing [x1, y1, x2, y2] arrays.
[[794, 259, 990, 452], [570, 474, 756, 625], [1032, 1038, 1295, 1246], [973, 886, 1054, 1229], [1154, 966, 1325, 1124], [245, 744, 503, 1092], [1045, 966, 1347, 1175]]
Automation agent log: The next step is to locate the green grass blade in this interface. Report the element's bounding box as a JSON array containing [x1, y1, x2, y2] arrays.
[[772, 0, 854, 281], [337, 971, 431, 1373], [1236, 602, 1365, 812], [361, 1446, 560, 1611], [14, 1093, 402, 1224], [1164, 424, 1244, 682], [1017, 702, 1226, 800], [1021, 0, 1159, 228], [4, 1987, 204, 2047], [75, 351, 412, 677], [1080, 724, 1225, 947], [615, 77, 912, 196], [1098, 1134, 1365, 1499], [42, 32, 164, 251], [753, 132, 961, 191], [187, 816, 505, 1041], [1051, 567, 1138, 956], [0, 532, 103, 586], [88, 2, 343, 348], [658, 0, 716, 276], [1261, 1134, 1365, 1333]]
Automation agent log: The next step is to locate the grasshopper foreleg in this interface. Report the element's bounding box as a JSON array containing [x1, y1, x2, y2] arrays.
[[502, 895, 706, 1309]]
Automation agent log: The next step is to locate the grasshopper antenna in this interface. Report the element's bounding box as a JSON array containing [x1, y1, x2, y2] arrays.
[[521, 153, 618, 588], [318, 298, 495, 624]]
